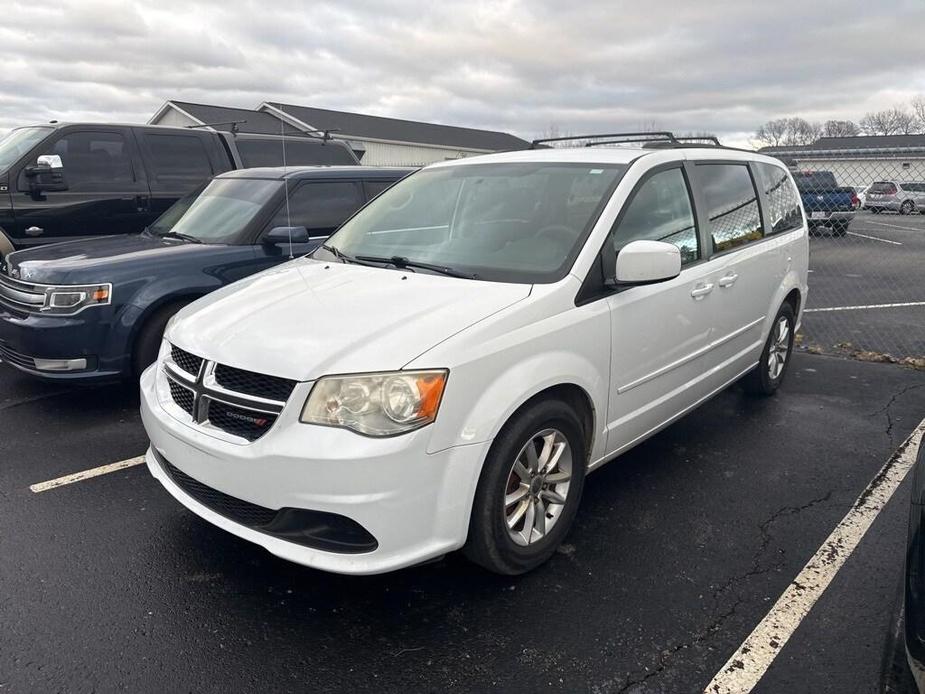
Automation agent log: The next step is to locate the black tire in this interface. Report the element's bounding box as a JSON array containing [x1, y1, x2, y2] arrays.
[[901, 200, 915, 215], [742, 302, 796, 396], [463, 398, 587, 575], [871, 207, 882, 214], [132, 301, 188, 379], [832, 222, 849, 237]]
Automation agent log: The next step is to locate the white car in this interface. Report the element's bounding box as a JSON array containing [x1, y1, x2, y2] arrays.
[[140, 140, 809, 576]]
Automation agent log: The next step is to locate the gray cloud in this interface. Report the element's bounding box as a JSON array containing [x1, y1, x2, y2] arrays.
[[1, 0, 924, 146]]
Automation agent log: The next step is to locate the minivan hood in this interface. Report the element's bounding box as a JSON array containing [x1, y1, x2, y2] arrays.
[[168, 258, 531, 382], [5, 234, 221, 284]]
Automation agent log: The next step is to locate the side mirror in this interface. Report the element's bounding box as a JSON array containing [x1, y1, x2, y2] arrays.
[[613, 240, 681, 285], [25, 154, 68, 193], [264, 226, 310, 245]]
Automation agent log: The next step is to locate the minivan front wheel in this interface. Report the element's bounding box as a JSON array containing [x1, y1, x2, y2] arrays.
[[464, 399, 587, 575], [743, 302, 795, 396]]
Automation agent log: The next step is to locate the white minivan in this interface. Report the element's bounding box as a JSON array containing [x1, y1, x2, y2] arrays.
[[140, 138, 808, 575]]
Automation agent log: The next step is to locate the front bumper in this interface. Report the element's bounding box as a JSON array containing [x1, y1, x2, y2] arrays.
[[140, 365, 491, 575], [0, 304, 122, 381]]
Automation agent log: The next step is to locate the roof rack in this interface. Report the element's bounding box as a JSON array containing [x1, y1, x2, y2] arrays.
[[530, 131, 723, 149]]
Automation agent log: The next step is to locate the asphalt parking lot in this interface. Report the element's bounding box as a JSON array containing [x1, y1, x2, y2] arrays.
[[2, 352, 924, 693], [801, 210, 925, 359]]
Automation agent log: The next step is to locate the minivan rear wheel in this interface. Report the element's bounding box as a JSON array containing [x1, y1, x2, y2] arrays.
[[464, 399, 587, 575], [742, 302, 795, 396]]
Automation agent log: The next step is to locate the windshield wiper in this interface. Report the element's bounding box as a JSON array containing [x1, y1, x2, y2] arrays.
[[355, 255, 477, 279], [320, 243, 356, 263], [160, 231, 203, 244]]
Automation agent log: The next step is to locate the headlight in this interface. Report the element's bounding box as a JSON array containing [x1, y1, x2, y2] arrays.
[[300, 370, 448, 437], [42, 283, 111, 315]]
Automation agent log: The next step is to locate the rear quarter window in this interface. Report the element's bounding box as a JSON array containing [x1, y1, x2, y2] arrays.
[[236, 138, 356, 167], [755, 163, 803, 234]]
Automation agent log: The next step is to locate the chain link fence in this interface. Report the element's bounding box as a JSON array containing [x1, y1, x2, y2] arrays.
[[762, 144, 925, 365]]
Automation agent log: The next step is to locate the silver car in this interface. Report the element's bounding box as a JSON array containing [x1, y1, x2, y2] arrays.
[[864, 180, 925, 214]]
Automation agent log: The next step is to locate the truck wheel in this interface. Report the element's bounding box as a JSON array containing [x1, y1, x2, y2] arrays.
[[742, 302, 795, 396], [832, 222, 849, 237], [901, 200, 915, 215], [464, 398, 587, 575], [132, 301, 188, 380], [0, 231, 14, 260]]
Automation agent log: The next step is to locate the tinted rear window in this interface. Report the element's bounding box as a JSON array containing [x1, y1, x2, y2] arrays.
[[236, 138, 356, 167], [869, 182, 897, 194], [793, 171, 838, 191], [144, 134, 213, 183]]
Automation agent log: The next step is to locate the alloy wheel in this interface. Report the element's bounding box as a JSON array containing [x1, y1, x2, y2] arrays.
[[768, 316, 791, 381], [503, 428, 572, 547]]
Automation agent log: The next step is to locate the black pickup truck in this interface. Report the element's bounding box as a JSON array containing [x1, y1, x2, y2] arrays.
[[0, 122, 358, 256]]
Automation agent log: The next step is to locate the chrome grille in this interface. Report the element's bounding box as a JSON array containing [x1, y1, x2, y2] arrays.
[[0, 275, 45, 312], [163, 343, 292, 443]]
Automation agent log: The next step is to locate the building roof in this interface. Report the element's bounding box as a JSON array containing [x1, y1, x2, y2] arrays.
[[165, 101, 303, 135], [760, 134, 925, 160], [263, 102, 530, 152]]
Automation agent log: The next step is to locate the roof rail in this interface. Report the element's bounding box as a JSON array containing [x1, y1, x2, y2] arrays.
[[531, 131, 724, 149], [530, 131, 678, 149]]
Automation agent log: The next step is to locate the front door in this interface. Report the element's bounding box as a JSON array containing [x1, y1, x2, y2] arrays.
[[604, 165, 717, 457], [252, 179, 366, 271], [9, 128, 150, 246]]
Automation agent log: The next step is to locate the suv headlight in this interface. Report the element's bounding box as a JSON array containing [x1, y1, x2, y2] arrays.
[[42, 283, 111, 315], [300, 370, 448, 437]]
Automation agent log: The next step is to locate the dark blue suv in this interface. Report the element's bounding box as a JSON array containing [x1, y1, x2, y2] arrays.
[[0, 166, 411, 381]]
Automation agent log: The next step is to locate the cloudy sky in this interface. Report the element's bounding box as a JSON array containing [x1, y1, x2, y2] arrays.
[[3, 0, 925, 146]]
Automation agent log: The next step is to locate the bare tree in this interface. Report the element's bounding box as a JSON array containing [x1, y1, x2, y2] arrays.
[[859, 107, 917, 135], [822, 120, 860, 138], [754, 118, 790, 147], [913, 96, 925, 132]]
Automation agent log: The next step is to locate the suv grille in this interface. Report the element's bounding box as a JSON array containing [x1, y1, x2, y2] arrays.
[[214, 364, 296, 402], [163, 343, 294, 443], [0, 275, 46, 313]]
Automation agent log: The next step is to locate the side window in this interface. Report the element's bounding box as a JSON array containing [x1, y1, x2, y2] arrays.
[[611, 167, 700, 266], [265, 181, 364, 237], [364, 180, 397, 200], [695, 164, 764, 253], [236, 138, 356, 168], [49, 131, 134, 190], [144, 134, 213, 184], [755, 162, 803, 234]]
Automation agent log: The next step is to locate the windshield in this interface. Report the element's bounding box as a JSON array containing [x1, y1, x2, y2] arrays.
[[156, 178, 282, 243], [319, 162, 626, 283], [0, 126, 53, 173]]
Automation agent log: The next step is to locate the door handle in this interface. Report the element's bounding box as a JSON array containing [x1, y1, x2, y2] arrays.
[[25, 226, 44, 236], [718, 273, 739, 288], [690, 282, 714, 299]]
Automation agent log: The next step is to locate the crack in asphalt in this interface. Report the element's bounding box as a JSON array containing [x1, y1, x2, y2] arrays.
[[613, 492, 833, 694], [867, 382, 925, 446]]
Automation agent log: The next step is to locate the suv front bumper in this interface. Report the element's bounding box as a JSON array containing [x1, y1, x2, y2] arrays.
[[140, 364, 490, 575]]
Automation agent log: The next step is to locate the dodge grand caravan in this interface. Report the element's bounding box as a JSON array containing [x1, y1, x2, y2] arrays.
[[140, 136, 809, 575]]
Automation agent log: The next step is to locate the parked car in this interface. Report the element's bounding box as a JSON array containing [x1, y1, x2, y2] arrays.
[[791, 170, 857, 236], [140, 142, 808, 576], [0, 166, 410, 381], [0, 122, 359, 257], [854, 185, 868, 209], [865, 181, 925, 215]]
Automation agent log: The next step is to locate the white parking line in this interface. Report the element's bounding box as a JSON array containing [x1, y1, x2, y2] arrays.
[[29, 456, 146, 493], [804, 300, 925, 313], [865, 219, 924, 233], [704, 418, 925, 694], [846, 231, 902, 245]]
